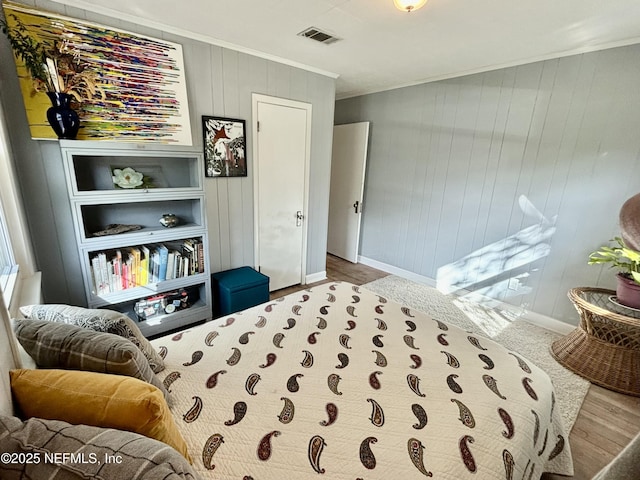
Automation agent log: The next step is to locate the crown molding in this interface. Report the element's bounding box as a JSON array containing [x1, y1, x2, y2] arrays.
[[44, 0, 340, 79]]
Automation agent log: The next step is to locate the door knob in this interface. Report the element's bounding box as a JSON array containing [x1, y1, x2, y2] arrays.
[[353, 201, 362, 214], [296, 211, 304, 226]]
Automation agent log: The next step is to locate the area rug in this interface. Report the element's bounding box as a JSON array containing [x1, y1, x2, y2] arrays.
[[362, 275, 590, 432]]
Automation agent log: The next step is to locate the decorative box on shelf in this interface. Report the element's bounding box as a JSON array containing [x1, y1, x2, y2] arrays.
[[60, 141, 212, 337], [134, 285, 200, 321]]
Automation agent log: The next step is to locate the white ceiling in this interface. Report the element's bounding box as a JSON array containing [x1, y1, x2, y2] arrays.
[[51, 0, 640, 99]]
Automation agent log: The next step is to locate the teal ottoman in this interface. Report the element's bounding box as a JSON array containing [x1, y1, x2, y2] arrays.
[[211, 267, 270, 317]]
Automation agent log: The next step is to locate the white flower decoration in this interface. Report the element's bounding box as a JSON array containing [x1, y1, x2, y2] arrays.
[[112, 167, 144, 189]]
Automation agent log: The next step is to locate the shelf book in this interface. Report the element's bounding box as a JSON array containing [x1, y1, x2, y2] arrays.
[[89, 238, 205, 295]]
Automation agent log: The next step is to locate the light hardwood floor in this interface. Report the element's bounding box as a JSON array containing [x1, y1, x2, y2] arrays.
[[272, 254, 640, 479]]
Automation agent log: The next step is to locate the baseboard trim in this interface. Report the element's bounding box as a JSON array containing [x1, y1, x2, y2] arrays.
[[358, 256, 574, 335], [358, 256, 437, 287], [519, 310, 575, 335], [306, 271, 327, 285]]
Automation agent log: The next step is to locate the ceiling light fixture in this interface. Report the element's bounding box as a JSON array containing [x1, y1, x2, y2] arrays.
[[393, 0, 427, 12]]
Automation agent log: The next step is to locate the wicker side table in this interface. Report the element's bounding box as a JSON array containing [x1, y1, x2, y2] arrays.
[[551, 287, 640, 397]]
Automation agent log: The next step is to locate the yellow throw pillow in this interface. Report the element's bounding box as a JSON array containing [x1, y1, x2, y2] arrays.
[[9, 369, 191, 463]]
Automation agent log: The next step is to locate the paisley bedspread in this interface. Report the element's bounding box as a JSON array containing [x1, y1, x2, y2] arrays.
[[152, 281, 573, 479]]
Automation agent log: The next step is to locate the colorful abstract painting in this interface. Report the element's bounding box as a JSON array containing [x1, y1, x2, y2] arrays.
[[2, 2, 192, 144]]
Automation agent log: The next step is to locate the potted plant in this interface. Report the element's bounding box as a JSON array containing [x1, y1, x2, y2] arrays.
[[0, 13, 103, 138], [588, 236, 640, 309]]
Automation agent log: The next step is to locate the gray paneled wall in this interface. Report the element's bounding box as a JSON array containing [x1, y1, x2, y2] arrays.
[[335, 44, 640, 325], [0, 0, 336, 305]]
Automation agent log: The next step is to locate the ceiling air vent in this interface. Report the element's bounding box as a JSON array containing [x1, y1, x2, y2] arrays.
[[297, 27, 341, 45]]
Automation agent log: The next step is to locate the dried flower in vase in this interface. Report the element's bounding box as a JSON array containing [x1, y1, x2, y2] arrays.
[[0, 13, 104, 102]]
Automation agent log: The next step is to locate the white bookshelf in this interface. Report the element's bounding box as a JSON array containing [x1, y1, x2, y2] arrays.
[[61, 141, 212, 337]]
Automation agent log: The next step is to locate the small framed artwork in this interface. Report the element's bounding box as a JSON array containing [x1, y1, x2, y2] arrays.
[[202, 116, 247, 177]]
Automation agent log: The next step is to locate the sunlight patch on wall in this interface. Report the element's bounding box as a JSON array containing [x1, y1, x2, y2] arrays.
[[437, 195, 556, 319]]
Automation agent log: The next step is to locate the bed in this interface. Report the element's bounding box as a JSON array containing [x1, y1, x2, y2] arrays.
[[152, 281, 573, 479], [0, 280, 573, 479]]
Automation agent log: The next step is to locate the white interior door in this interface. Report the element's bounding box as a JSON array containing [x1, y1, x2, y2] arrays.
[[253, 95, 311, 291], [327, 122, 370, 263]]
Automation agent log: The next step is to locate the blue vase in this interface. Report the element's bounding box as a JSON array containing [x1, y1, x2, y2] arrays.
[[46, 92, 79, 139]]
